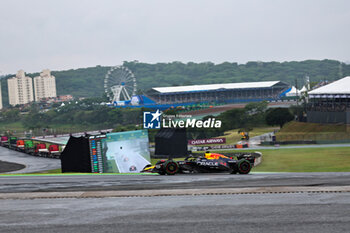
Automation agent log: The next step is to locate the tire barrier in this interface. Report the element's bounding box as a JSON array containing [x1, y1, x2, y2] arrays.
[[0, 136, 63, 159], [191, 143, 249, 151]]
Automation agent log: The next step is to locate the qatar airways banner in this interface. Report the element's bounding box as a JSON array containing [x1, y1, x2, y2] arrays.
[[188, 138, 226, 145]]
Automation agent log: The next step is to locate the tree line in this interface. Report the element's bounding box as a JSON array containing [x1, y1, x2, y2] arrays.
[[0, 99, 296, 140], [185, 101, 295, 140], [1, 59, 349, 107], [0, 100, 145, 134]]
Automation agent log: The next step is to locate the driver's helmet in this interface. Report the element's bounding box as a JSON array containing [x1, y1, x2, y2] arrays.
[[204, 151, 211, 158]]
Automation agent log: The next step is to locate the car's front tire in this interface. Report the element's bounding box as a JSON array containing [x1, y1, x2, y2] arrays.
[[163, 160, 179, 175]]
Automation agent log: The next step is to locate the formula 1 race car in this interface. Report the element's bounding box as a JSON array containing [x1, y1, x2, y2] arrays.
[[141, 151, 262, 175]]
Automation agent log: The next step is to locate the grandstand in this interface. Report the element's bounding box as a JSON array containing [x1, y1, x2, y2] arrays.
[[307, 76, 350, 124], [148, 81, 290, 105]]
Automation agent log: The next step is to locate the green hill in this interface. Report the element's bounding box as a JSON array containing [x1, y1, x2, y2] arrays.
[[276, 121, 350, 141], [1, 59, 349, 107]]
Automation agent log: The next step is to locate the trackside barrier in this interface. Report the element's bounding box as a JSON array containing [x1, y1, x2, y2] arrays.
[[0, 136, 64, 159], [254, 153, 262, 166], [261, 139, 350, 145], [191, 143, 249, 151]]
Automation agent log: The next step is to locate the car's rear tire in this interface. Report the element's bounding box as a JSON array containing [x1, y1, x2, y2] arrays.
[[164, 160, 179, 175], [237, 159, 251, 174]]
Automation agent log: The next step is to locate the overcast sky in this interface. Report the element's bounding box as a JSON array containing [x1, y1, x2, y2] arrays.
[[0, 0, 349, 74]]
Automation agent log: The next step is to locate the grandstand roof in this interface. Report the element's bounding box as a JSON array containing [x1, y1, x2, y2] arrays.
[[309, 76, 350, 95], [152, 81, 286, 94]]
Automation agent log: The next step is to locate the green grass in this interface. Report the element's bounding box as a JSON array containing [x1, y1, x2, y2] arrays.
[[25, 146, 350, 174], [5, 145, 350, 175], [276, 121, 350, 141], [0, 173, 158, 176], [152, 147, 350, 172], [0, 122, 26, 133], [1, 167, 158, 176], [208, 147, 350, 172], [279, 121, 348, 133], [35, 168, 62, 174]]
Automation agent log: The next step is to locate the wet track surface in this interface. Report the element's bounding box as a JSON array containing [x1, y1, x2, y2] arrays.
[[1, 172, 350, 193], [1, 192, 350, 233], [0, 147, 60, 174], [1, 158, 350, 232], [1, 145, 350, 232]]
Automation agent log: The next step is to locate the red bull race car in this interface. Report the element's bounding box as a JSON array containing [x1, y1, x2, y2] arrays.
[[141, 151, 262, 175]]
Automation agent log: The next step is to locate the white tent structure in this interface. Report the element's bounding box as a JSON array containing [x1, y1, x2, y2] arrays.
[[307, 76, 350, 124], [285, 86, 300, 97], [299, 86, 308, 93], [309, 76, 350, 97]]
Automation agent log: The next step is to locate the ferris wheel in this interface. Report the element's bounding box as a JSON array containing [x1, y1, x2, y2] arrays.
[[104, 66, 137, 102]]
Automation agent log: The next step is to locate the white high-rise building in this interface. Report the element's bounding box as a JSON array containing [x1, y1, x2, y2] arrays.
[[33, 69, 57, 101], [0, 82, 3, 110], [8, 70, 34, 106]]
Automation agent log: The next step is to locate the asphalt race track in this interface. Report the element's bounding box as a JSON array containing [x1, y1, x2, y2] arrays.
[[1, 175, 350, 233], [1, 146, 350, 232], [0, 147, 60, 174], [1, 192, 350, 233], [0, 172, 350, 193]]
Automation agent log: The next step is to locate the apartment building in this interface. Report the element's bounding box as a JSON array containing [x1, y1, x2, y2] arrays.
[[0, 82, 2, 110], [33, 69, 57, 101], [8, 70, 34, 106]]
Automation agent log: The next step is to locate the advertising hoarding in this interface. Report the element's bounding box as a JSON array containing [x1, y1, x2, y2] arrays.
[[188, 138, 226, 145]]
